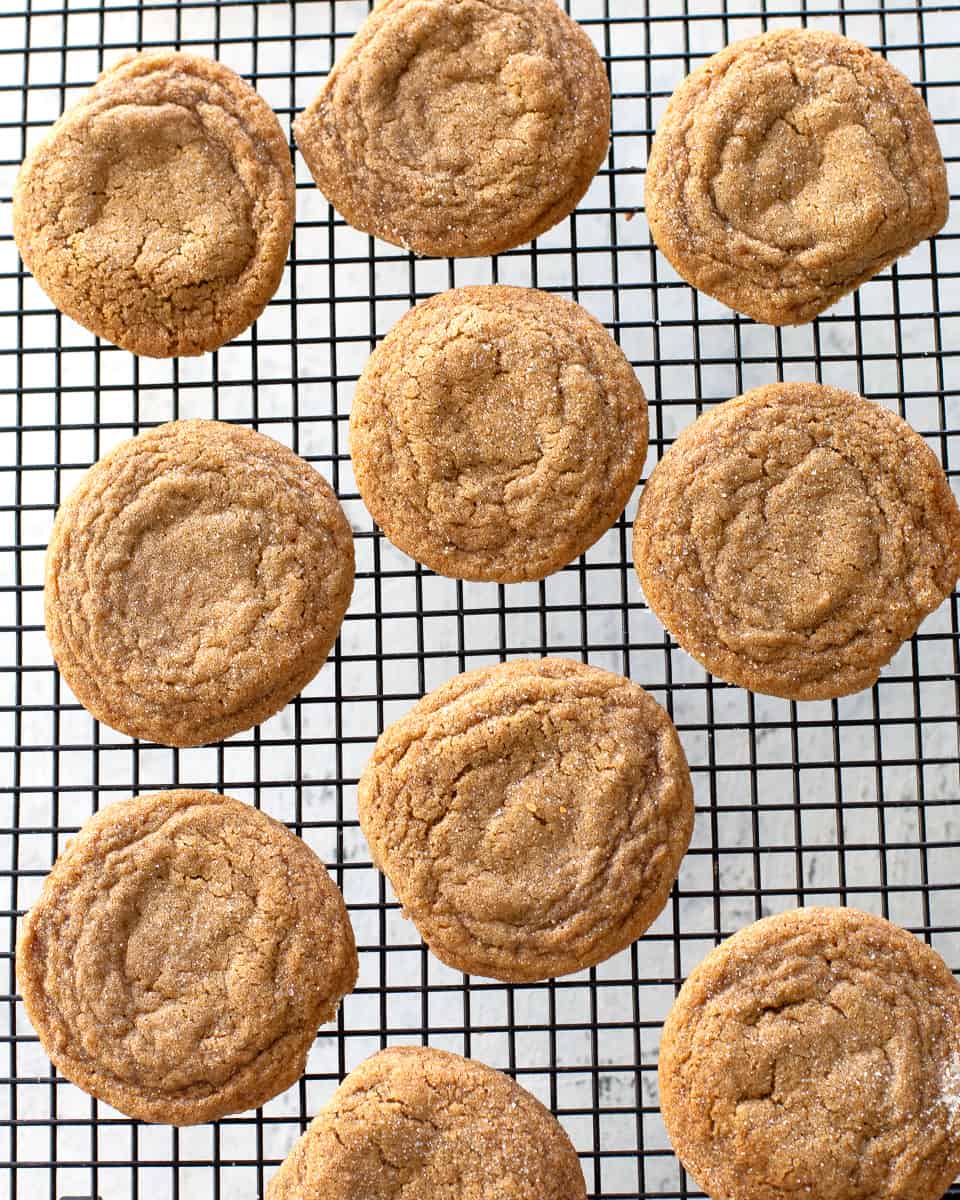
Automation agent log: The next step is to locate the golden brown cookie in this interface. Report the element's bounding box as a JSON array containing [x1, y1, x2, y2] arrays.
[[13, 52, 294, 356], [645, 29, 948, 325], [358, 657, 693, 982], [266, 1045, 586, 1199], [659, 907, 960, 1200], [16, 790, 358, 1126], [45, 419, 355, 747], [293, 0, 610, 257], [633, 383, 960, 701], [350, 285, 647, 583]]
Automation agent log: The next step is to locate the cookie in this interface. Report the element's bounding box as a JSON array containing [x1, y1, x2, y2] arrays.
[[350, 285, 647, 583], [266, 1045, 586, 1199], [45, 419, 355, 747], [293, 0, 610, 257], [645, 29, 948, 325], [633, 383, 960, 701], [16, 790, 358, 1125], [358, 657, 693, 982], [13, 52, 294, 356], [659, 907, 960, 1200]]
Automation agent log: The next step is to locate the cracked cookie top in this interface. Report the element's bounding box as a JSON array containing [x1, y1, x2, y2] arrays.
[[659, 907, 960, 1200], [45, 419, 355, 746], [13, 52, 294, 357], [16, 790, 358, 1125], [293, 0, 610, 257], [357, 657, 693, 982], [633, 382, 960, 700], [645, 29, 948, 325], [349, 285, 647, 583], [266, 1045, 586, 1199]]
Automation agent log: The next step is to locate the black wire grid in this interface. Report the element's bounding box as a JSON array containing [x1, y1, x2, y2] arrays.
[[1, 0, 958, 1197]]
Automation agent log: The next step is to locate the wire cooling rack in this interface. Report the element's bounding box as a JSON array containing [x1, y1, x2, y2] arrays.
[[1, 1, 958, 1197]]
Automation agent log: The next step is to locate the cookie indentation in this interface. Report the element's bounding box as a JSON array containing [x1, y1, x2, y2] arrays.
[[75, 103, 255, 290], [712, 446, 881, 636]]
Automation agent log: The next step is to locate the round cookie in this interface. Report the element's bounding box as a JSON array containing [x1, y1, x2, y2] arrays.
[[16, 790, 358, 1125], [293, 0, 610, 257], [659, 907, 960, 1200], [45, 419, 355, 747], [645, 29, 948, 325], [350, 285, 648, 583], [358, 657, 693, 982], [266, 1045, 586, 1200], [633, 382, 960, 701], [13, 52, 294, 356]]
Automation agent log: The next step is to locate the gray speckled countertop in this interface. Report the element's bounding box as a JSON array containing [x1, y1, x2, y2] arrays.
[[0, 2, 958, 1197]]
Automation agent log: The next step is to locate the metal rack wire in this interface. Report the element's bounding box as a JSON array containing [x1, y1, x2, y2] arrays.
[[1, 0, 958, 1197]]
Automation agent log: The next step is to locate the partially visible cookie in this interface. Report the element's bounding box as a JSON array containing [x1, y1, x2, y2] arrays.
[[659, 907, 960, 1200], [645, 29, 948, 325], [13, 52, 294, 356], [350, 285, 647, 583], [358, 657, 693, 982], [45, 419, 355, 746], [266, 1046, 586, 1199], [293, 0, 610, 257], [633, 383, 960, 700], [16, 790, 358, 1126]]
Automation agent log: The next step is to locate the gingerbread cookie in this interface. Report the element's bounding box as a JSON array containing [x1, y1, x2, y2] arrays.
[[266, 1046, 586, 1199], [17, 790, 358, 1125], [633, 383, 960, 700], [45, 419, 355, 746], [350, 285, 647, 583], [645, 29, 948, 324], [293, 0, 610, 257], [358, 657, 693, 982], [13, 52, 294, 356], [659, 907, 960, 1200]]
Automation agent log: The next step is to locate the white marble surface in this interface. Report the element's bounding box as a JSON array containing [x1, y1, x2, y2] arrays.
[[0, 1, 958, 1197]]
